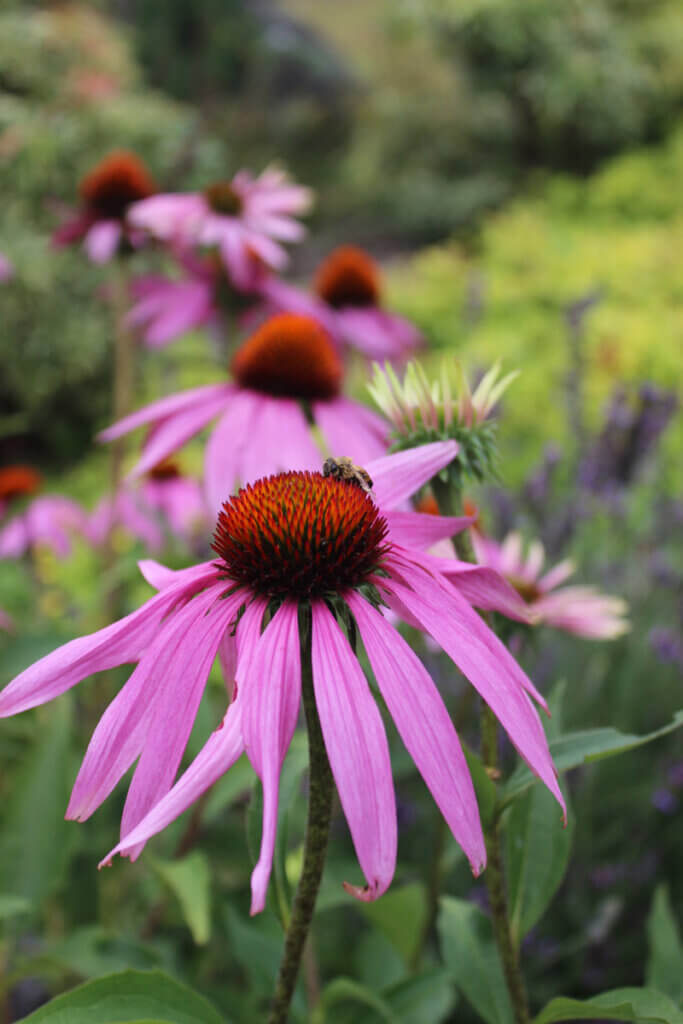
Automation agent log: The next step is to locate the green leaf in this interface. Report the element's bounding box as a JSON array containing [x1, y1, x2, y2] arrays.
[[503, 712, 683, 804], [646, 886, 683, 1005], [438, 896, 514, 1024], [313, 978, 399, 1024], [505, 784, 573, 943], [0, 700, 74, 910], [361, 883, 427, 964], [381, 968, 456, 1024], [150, 851, 211, 945], [19, 968, 225, 1024], [533, 987, 683, 1024]]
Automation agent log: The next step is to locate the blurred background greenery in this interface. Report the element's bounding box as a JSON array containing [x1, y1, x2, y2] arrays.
[[1, 3, 681, 1022]]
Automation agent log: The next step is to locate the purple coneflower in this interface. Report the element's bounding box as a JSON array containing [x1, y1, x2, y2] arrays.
[[127, 167, 311, 289], [0, 466, 88, 559], [126, 262, 218, 349], [98, 313, 390, 514], [53, 150, 157, 264], [258, 245, 422, 361], [0, 443, 564, 913], [472, 529, 629, 638]]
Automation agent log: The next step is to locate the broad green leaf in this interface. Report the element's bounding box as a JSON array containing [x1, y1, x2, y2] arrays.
[[19, 968, 225, 1024], [361, 883, 427, 964], [382, 968, 456, 1024], [646, 886, 683, 1005], [438, 896, 514, 1024], [313, 978, 398, 1024], [503, 711, 683, 804], [0, 893, 31, 919], [533, 987, 683, 1024], [0, 699, 74, 910], [150, 851, 211, 945], [505, 785, 573, 943], [504, 686, 571, 943]]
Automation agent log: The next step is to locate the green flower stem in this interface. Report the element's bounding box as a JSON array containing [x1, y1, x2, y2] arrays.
[[482, 705, 530, 1024], [433, 474, 530, 1024], [269, 614, 334, 1024]]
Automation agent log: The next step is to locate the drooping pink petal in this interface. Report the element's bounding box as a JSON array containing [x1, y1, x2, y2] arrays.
[[347, 592, 486, 875], [137, 559, 214, 591], [311, 602, 397, 902], [127, 194, 206, 240], [85, 220, 122, 263], [101, 696, 245, 866], [120, 585, 246, 852], [241, 601, 302, 914], [204, 390, 264, 514], [335, 308, 421, 361], [533, 587, 629, 638], [97, 384, 230, 443], [131, 391, 233, 480], [312, 398, 389, 464], [66, 581, 229, 822], [0, 563, 219, 717], [383, 559, 565, 817], [367, 441, 459, 510], [384, 510, 473, 550]]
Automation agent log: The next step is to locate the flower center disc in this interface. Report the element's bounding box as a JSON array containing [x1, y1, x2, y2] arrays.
[[0, 465, 42, 503], [508, 575, 542, 603], [204, 181, 243, 216], [231, 313, 342, 400], [213, 470, 390, 599], [80, 150, 157, 220], [147, 458, 181, 481], [314, 246, 381, 309]]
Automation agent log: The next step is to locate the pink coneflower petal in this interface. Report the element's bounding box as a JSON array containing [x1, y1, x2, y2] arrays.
[[311, 602, 397, 902], [203, 390, 260, 513], [439, 562, 534, 624], [335, 308, 420, 361], [347, 592, 486, 874], [85, 220, 122, 264], [242, 602, 302, 915], [132, 393, 233, 481], [367, 441, 459, 510], [127, 275, 214, 347], [0, 518, 28, 558], [537, 559, 575, 593], [100, 698, 245, 868], [98, 384, 230, 443], [383, 510, 472, 550], [384, 558, 565, 816], [499, 532, 524, 576], [66, 588, 226, 823], [533, 587, 629, 639], [0, 564, 217, 717], [312, 398, 389, 465], [120, 585, 243, 853]]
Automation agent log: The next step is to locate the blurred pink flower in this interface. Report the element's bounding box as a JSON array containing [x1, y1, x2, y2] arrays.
[[126, 266, 217, 349], [53, 150, 157, 264], [0, 253, 13, 282], [258, 245, 422, 361], [472, 530, 629, 638], [99, 313, 390, 514], [88, 462, 209, 551], [0, 609, 13, 632], [0, 466, 88, 559], [128, 167, 312, 289], [0, 443, 563, 913]]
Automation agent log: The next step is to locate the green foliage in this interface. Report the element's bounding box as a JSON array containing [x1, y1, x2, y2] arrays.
[[18, 969, 226, 1024], [150, 851, 211, 945], [646, 887, 683, 1006], [533, 988, 683, 1024], [438, 897, 514, 1024], [387, 126, 683, 485]]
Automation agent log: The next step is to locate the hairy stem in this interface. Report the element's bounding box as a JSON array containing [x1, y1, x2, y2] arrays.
[[269, 613, 333, 1024]]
